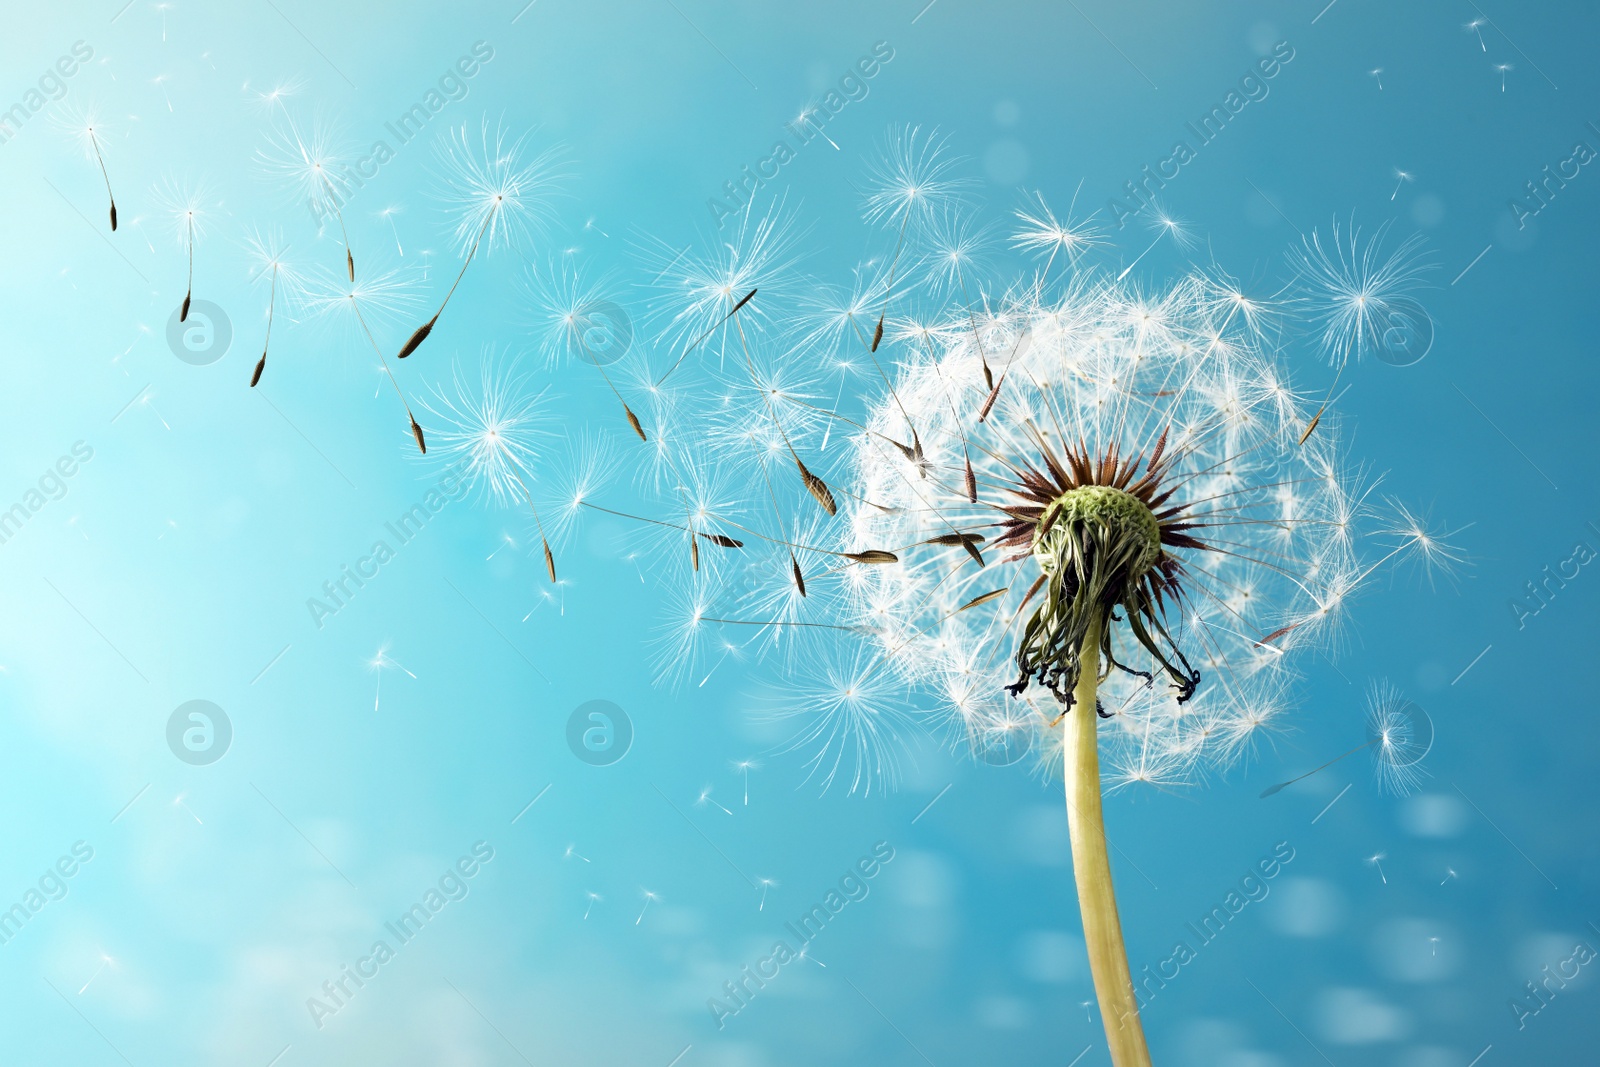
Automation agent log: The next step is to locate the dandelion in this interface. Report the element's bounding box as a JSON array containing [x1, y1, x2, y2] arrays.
[[1464, 17, 1487, 51], [1495, 62, 1513, 92], [1369, 67, 1383, 90], [1367, 851, 1388, 884], [757, 876, 778, 911], [583, 891, 602, 919], [615, 138, 1452, 1063], [153, 177, 210, 322], [419, 350, 560, 579], [398, 122, 565, 361]]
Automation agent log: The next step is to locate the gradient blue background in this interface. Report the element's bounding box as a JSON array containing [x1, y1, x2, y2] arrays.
[[0, 1, 1595, 1064]]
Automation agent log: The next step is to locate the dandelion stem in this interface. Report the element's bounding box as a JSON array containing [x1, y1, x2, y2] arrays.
[[1065, 617, 1151, 1067]]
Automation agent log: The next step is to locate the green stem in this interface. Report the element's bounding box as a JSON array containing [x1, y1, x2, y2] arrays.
[[1066, 616, 1152, 1066]]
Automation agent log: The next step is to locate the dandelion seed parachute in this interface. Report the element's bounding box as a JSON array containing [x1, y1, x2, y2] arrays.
[[400, 123, 567, 361]]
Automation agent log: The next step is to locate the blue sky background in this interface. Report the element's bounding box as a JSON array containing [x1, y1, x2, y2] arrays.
[[0, 1, 1596, 1064]]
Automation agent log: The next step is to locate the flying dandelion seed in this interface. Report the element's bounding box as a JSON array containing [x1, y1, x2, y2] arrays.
[[583, 891, 602, 919], [378, 205, 405, 256], [793, 104, 840, 150], [367, 643, 416, 713], [486, 531, 518, 560], [636, 889, 658, 925], [306, 257, 429, 451], [257, 115, 359, 280], [732, 757, 761, 804], [1367, 851, 1388, 884], [1369, 67, 1383, 90], [861, 125, 975, 351], [1287, 219, 1434, 441], [1116, 203, 1194, 282], [1495, 62, 1513, 92], [1364, 680, 1433, 794], [78, 952, 116, 995], [420, 350, 560, 579], [172, 793, 202, 825], [524, 259, 648, 439], [153, 177, 210, 322], [58, 108, 118, 230], [696, 786, 734, 816], [399, 122, 566, 361], [243, 228, 301, 387], [1441, 867, 1457, 885], [151, 73, 173, 111], [1464, 18, 1487, 51], [757, 876, 778, 911], [563, 844, 590, 863], [1389, 168, 1415, 201]]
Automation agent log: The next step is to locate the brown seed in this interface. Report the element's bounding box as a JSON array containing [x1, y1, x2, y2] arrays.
[[796, 459, 837, 515], [699, 533, 744, 548], [250, 353, 266, 388], [180, 291, 191, 323], [965, 457, 977, 503], [109, 201, 117, 232], [1255, 623, 1299, 647], [957, 588, 1008, 612], [543, 539, 557, 583], [981, 357, 994, 391], [730, 288, 756, 315], [691, 535, 700, 572], [791, 554, 807, 597], [624, 402, 646, 441], [346, 248, 355, 283], [871, 314, 884, 352], [1298, 409, 1323, 446], [410, 416, 427, 454], [978, 376, 1003, 422], [398, 314, 438, 360], [892, 438, 917, 462], [923, 532, 985, 548], [844, 550, 898, 565]]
